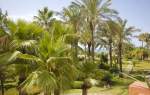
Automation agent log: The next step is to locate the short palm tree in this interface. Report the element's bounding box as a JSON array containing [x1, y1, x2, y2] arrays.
[[6, 20, 44, 95], [10, 32, 77, 95]]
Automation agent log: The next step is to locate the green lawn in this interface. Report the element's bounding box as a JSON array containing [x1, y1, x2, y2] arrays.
[[123, 60, 150, 70], [0, 88, 18, 95], [134, 61, 150, 70], [65, 86, 128, 95], [2, 86, 128, 95]]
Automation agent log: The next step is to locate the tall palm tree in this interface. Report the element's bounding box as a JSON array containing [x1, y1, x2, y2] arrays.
[[96, 20, 118, 67], [138, 33, 147, 48], [34, 7, 54, 31], [63, 5, 81, 61], [114, 18, 139, 73], [138, 33, 150, 48], [137, 33, 150, 60], [72, 0, 118, 62]]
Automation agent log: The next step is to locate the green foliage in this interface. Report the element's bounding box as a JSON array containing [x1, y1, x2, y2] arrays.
[[99, 63, 110, 70], [0, 1, 147, 95], [99, 52, 108, 64], [109, 66, 119, 74], [99, 71, 113, 86], [78, 62, 98, 80], [71, 81, 83, 89]]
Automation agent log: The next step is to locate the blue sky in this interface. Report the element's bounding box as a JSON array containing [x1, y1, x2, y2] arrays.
[[1, 0, 150, 46]]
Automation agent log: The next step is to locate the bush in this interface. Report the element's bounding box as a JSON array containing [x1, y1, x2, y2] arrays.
[[71, 81, 83, 89], [109, 67, 119, 74], [99, 52, 108, 64], [112, 76, 133, 86], [99, 63, 110, 70], [134, 75, 145, 81], [96, 71, 113, 87], [101, 71, 112, 84]]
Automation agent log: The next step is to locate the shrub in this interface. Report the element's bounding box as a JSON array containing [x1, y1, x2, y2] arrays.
[[71, 81, 83, 89], [109, 67, 119, 74], [99, 63, 110, 70], [112, 76, 133, 86], [101, 71, 112, 83], [96, 71, 113, 87], [134, 75, 145, 81]]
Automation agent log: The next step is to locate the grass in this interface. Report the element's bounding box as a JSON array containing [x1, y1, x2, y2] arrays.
[[2, 86, 128, 95], [133, 61, 150, 70], [1, 83, 129, 95], [0, 88, 18, 95], [64, 86, 128, 95], [123, 60, 150, 71]]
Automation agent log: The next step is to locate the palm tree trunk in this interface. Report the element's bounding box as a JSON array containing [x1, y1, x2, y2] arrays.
[[109, 40, 113, 68], [74, 26, 78, 61], [82, 88, 87, 95], [87, 43, 91, 57], [90, 21, 95, 62], [0, 79, 4, 95], [142, 41, 143, 48], [54, 89, 60, 95], [74, 41, 78, 61], [118, 42, 122, 73], [84, 44, 87, 63], [91, 31, 94, 62], [18, 73, 27, 95]]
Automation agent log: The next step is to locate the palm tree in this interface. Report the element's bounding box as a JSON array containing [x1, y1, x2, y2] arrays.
[[138, 33, 147, 48], [63, 5, 81, 61], [77, 62, 103, 95], [137, 33, 150, 60], [9, 28, 77, 95], [114, 18, 139, 73], [34, 7, 54, 31], [0, 52, 16, 95], [138, 33, 150, 48], [96, 20, 118, 68], [72, 0, 118, 62], [0, 10, 13, 95], [0, 9, 8, 31], [6, 20, 44, 95]]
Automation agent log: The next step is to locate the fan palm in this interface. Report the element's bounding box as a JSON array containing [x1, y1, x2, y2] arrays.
[[6, 20, 44, 95], [77, 62, 103, 95], [0, 10, 17, 95], [0, 52, 13, 95], [9, 32, 77, 95]]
